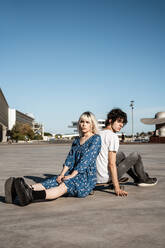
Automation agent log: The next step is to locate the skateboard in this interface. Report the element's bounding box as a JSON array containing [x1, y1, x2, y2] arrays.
[[89, 177, 129, 195], [108, 177, 129, 190], [95, 177, 129, 191]]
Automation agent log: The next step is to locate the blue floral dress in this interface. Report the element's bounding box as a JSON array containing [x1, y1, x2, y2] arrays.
[[42, 134, 101, 197]]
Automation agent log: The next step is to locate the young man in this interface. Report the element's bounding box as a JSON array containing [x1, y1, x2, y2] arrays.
[[96, 108, 158, 197]]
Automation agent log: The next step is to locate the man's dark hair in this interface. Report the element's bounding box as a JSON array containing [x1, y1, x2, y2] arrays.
[[105, 108, 128, 127]]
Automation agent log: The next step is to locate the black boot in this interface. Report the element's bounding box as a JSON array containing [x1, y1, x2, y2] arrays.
[[14, 177, 33, 206], [5, 177, 17, 204], [14, 178, 46, 206]]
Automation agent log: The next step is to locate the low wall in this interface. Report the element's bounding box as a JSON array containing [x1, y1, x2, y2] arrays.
[[150, 136, 165, 143]]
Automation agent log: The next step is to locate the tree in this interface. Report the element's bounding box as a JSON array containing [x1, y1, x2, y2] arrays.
[[44, 132, 52, 136], [55, 134, 62, 139], [147, 131, 153, 136], [10, 122, 35, 141], [33, 134, 43, 140], [20, 123, 35, 140], [136, 132, 140, 137]]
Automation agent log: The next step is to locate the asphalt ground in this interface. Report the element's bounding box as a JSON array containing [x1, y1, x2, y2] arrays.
[[0, 143, 165, 248]]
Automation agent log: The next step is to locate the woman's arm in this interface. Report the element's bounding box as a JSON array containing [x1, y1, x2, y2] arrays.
[[56, 165, 69, 184], [74, 135, 101, 174], [56, 138, 78, 184], [108, 151, 128, 197], [63, 138, 77, 170], [64, 135, 101, 181], [60, 135, 101, 181], [63, 170, 78, 181]]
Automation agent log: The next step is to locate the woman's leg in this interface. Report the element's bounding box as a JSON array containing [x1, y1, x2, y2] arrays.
[[32, 177, 67, 199], [31, 183, 46, 191], [31, 183, 67, 200], [14, 177, 68, 206], [45, 183, 67, 200]]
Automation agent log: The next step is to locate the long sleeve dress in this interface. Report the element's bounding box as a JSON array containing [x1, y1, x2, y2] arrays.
[[42, 134, 101, 197]]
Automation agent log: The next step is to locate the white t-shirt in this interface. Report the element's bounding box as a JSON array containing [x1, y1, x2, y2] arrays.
[[96, 129, 119, 183]]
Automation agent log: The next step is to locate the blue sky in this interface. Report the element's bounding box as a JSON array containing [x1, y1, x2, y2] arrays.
[[0, 0, 165, 134]]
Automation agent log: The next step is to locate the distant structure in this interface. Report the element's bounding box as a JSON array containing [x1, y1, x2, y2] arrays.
[[0, 88, 9, 142], [141, 112, 165, 143], [68, 119, 106, 134], [0, 88, 44, 142], [33, 122, 44, 137], [68, 119, 123, 140], [8, 109, 34, 130]]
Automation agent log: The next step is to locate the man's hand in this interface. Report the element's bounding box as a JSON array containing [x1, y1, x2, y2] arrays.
[[115, 187, 128, 197], [56, 175, 64, 184]]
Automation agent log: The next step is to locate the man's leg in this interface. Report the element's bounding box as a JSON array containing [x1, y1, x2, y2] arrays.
[[117, 152, 157, 186], [131, 152, 157, 186], [116, 152, 126, 165], [115, 152, 130, 182], [116, 152, 146, 180]]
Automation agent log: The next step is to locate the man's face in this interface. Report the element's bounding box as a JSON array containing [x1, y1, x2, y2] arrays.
[[111, 118, 124, 132]]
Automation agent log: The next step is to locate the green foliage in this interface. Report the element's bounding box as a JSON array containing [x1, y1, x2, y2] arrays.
[[34, 134, 43, 140], [44, 132, 52, 136], [11, 122, 35, 141], [55, 134, 62, 139]]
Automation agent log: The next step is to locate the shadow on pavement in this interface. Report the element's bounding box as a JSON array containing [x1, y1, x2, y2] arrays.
[[0, 196, 5, 203], [24, 174, 58, 183], [94, 181, 135, 195]]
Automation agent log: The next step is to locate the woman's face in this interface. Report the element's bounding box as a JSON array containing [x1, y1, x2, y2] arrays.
[[79, 117, 93, 134]]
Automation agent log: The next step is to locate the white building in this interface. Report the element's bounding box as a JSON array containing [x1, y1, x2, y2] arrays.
[[68, 119, 106, 132], [8, 109, 34, 130], [68, 119, 124, 139], [0, 88, 44, 142], [8, 109, 44, 137]]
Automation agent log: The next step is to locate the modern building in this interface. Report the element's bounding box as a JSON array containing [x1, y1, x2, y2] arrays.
[[141, 112, 165, 143], [68, 119, 124, 140], [33, 122, 44, 137], [8, 109, 44, 137], [0, 88, 9, 142], [68, 119, 106, 133], [8, 109, 34, 130], [0, 88, 44, 142]]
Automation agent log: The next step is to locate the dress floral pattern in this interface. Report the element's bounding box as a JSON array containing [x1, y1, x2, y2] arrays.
[[42, 134, 101, 197]]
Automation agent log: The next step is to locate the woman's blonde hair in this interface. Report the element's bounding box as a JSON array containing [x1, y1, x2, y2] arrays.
[[77, 111, 99, 136]]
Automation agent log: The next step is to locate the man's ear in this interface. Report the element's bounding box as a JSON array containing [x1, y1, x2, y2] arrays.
[[109, 119, 112, 124]]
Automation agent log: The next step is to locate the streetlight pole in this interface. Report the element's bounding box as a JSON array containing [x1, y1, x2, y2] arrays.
[[130, 100, 134, 141]]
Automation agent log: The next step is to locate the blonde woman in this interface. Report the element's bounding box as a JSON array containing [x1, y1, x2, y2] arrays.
[[5, 112, 101, 206]]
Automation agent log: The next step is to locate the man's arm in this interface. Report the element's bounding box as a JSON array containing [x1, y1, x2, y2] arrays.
[[108, 151, 128, 197]]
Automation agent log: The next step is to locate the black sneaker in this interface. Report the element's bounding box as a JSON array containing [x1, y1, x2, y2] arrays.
[[14, 177, 33, 206], [5, 177, 17, 204], [136, 177, 158, 187]]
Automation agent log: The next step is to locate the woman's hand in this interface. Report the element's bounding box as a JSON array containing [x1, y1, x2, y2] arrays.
[[115, 187, 128, 197], [62, 175, 72, 181], [56, 175, 64, 184]]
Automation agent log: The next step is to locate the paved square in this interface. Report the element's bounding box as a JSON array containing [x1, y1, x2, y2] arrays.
[[0, 143, 165, 248]]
